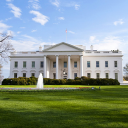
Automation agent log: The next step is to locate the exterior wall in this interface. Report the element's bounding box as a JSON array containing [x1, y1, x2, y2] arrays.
[[83, 56, 123, 82], [10, 57, 44, 78]]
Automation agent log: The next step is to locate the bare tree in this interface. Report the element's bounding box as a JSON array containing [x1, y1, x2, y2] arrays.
[[123, 63, 128, 76], [0, 33, 14, 84]]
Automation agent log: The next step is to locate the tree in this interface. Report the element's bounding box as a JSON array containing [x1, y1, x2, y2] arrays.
[[123, 63, 128, 75], [0, 33, 14, 84]]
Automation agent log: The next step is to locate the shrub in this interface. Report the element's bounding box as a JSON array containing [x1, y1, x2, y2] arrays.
[[2, 76, 120, 85]]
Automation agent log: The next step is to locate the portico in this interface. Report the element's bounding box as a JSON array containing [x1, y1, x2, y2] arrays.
[[43, 54, 83, 79]]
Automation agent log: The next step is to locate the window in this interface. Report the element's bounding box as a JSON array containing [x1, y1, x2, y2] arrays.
[[105, 73, 109, 79], [53, 62, 56, 68], [114, 61, 117, 67], [74, 62, 77, 68], [42, 73, 44, 77], [87, 73, 91, 78], [115, 73, 118, 80], [32, 61, 35, 68], [96, 73, 100, 79], [105, 61, 108, 67], [74, 73, 77, 79], [40, 61, 44, 68], [31, 73, 35, 77], [87, 61, 90, 67], [23, 61, 26, 68], [14, 62, 18, 68], [23, 73, 26, 77], [64, 62, 67, 68], [96, 61, 99, 67], [14, 73, 17, 78]]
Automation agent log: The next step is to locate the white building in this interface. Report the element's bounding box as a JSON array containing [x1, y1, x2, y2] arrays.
[[9, 42, 123, 83]]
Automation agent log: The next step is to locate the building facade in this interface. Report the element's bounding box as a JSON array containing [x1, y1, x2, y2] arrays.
[[9, 42, 123, 83]]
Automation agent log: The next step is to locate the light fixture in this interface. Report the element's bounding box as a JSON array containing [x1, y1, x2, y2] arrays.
[[63, 69, 65, 75]]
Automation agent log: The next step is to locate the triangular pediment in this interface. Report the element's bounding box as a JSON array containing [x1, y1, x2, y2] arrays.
[[43, 42, 83, 52]]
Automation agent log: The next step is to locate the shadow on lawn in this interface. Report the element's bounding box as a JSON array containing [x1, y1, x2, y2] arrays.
[[0, 106, 128, 128]]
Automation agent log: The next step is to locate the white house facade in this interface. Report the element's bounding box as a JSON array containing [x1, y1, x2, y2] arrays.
[[9, 42, 123, 83]]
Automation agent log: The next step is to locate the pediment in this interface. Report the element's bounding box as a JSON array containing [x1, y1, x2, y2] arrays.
[[95, 70, 101, 72], [85, 70, 92, 72], [21, 70, 27, 72], [30, 70, 36, 72], [113, 69, 120, 72], [104, 70, 110, 73], [43, 42, 83, 52]]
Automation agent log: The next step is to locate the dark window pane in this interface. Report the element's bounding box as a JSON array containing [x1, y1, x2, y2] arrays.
[[23, 61, 26, 68], [87, 61, 90, 67], [14, 73, 17, 78], [87, 73, 91, 78], [23, 73, 26, 77], [40, 61, 44, 68], [96, 61, 99, 67], [105, 61, 108, 67], [15, 62, 18, 68], [74, 62, 77, 68], [64, 62, 67, 68], [53, 62, 56, 68], [114, 61, 117, 67], [74, 73, 77, 79], [32, 61, 35, 68]]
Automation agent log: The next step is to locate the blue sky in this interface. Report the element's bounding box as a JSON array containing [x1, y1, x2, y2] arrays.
[[0, 0, 128, 78]]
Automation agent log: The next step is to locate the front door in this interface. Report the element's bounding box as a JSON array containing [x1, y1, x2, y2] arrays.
[[53, 73, 56, 79]]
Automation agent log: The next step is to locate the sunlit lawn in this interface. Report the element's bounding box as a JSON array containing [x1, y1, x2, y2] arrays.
[[0, 85, 128, 128], [0, 85, 95, 88]]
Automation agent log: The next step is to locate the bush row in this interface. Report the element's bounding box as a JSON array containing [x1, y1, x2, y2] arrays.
[[2, 76, 120, 85]]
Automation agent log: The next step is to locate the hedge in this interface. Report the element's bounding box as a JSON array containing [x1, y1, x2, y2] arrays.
[[2, 76, 120, 85]]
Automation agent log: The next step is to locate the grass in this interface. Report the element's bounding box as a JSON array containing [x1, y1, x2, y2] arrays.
[[0, 85, 128, 128]]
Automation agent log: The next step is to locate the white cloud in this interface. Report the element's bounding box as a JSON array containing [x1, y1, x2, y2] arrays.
[[75, 4, 80, 10], [17, 31, 21, 34], [58, 17, 64, 20], [31, 30, 37, 32], [68, 31, 75, 34], [9, 35, 55, 52], [50, 0, 59, 7], [66, 2, 80, 10], [6, 0, 13, 2], [94, 36, 122, 51], [90, 36, 96, 42], [8, 3, 22, 18], [5, 17, 12, 21], [0, 21, 11, 32], [114, 19, 124, 26], [30, 10, 49, 25], [28, 0, 41, 10]]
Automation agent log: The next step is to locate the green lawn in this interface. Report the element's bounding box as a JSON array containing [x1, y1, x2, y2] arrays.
[[0, 85, 90, 88], [0, 85, 128, 128]]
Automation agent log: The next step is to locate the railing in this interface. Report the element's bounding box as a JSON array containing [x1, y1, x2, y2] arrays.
[[85, 51, 122, 54]]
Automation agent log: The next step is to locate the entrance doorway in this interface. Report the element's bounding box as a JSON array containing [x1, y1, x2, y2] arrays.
[[53, 73, 56, 79]]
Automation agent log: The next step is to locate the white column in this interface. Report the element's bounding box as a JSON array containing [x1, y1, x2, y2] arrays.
[[56, 55, 59, 79], [44, 55, 46, 78], [80, 55, 83, 77], [68, 55, 71, 79]]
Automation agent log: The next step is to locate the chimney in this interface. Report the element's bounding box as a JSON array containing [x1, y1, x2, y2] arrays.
[[39, 46, 42, 51], [90, 45, 93, 51]]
